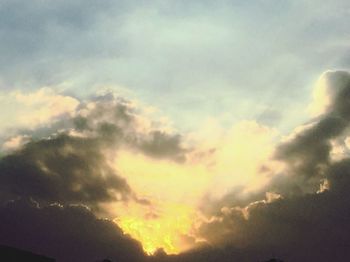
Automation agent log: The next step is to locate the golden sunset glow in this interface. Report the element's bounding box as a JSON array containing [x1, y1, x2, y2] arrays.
[[108, 151, 207, 254], [106, 120, 278, 254], [115, 203, 196, 254]]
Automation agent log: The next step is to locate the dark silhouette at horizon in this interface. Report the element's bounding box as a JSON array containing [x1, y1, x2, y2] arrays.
[[0, 245, 55, 262]]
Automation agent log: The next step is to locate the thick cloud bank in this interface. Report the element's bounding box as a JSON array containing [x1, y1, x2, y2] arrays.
[[0, 199, 144, 262], [0, 134, 132, 206]]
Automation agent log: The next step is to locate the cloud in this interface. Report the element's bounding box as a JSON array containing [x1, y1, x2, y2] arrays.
[[2, 71, 350, 261], [0, 91, 188, 208], [0, 87, 293, 256], [186, 188, 350, 262], [0, 134, 132, 206], [0, 198, 145, 262], [0, 88, 201, 258], [309, 71, 350, 117], [0, 88, 79, 132], [273, 70, 350, 195], [2, 0, 350, 136], [190, 70, 350, 261], [0, 88, 281, 255], [139, 131, 185, 162]]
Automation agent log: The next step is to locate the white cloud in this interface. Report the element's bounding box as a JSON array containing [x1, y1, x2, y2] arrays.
[[0, 87, 79, 132]]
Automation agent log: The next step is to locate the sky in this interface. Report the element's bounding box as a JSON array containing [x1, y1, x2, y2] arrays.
[[1, 1, 350, 261]]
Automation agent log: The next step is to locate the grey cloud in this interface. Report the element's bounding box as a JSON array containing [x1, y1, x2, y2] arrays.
[[327, 159, 350, 193], [0, 134, 132, 206], [186, 71, 350, 261], [139, 131, 186, 162], [194, 187, 350, 262], [4, 70, 350, 261], [196, 146, 350, 261], [72, 93, 188, 160], [149, 71, 350, 223], [0, 93, 187, 207], [0, 92, 192, 261], [273, 71, 350, 194]]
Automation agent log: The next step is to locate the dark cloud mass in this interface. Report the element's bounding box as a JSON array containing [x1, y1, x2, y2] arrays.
[[195, 189, 350, 261], [274, 71, 350, 194], [0, 199, 145, 262], [0, 134, 132, 206]]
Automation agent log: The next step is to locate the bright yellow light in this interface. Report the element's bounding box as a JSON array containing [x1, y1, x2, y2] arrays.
[[106, 120, 278, 254], [114, 203, 195, 255], [108, 150, 208, 254]]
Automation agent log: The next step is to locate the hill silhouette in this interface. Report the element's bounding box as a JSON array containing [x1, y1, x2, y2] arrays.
[[0, 245, 55, 262]]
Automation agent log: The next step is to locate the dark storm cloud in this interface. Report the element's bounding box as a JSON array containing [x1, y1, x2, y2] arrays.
[[192, 187, 350, 262], [273, 71, 350, 194], [0, 198, 145, 262], [0, 134, 132, 206]]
